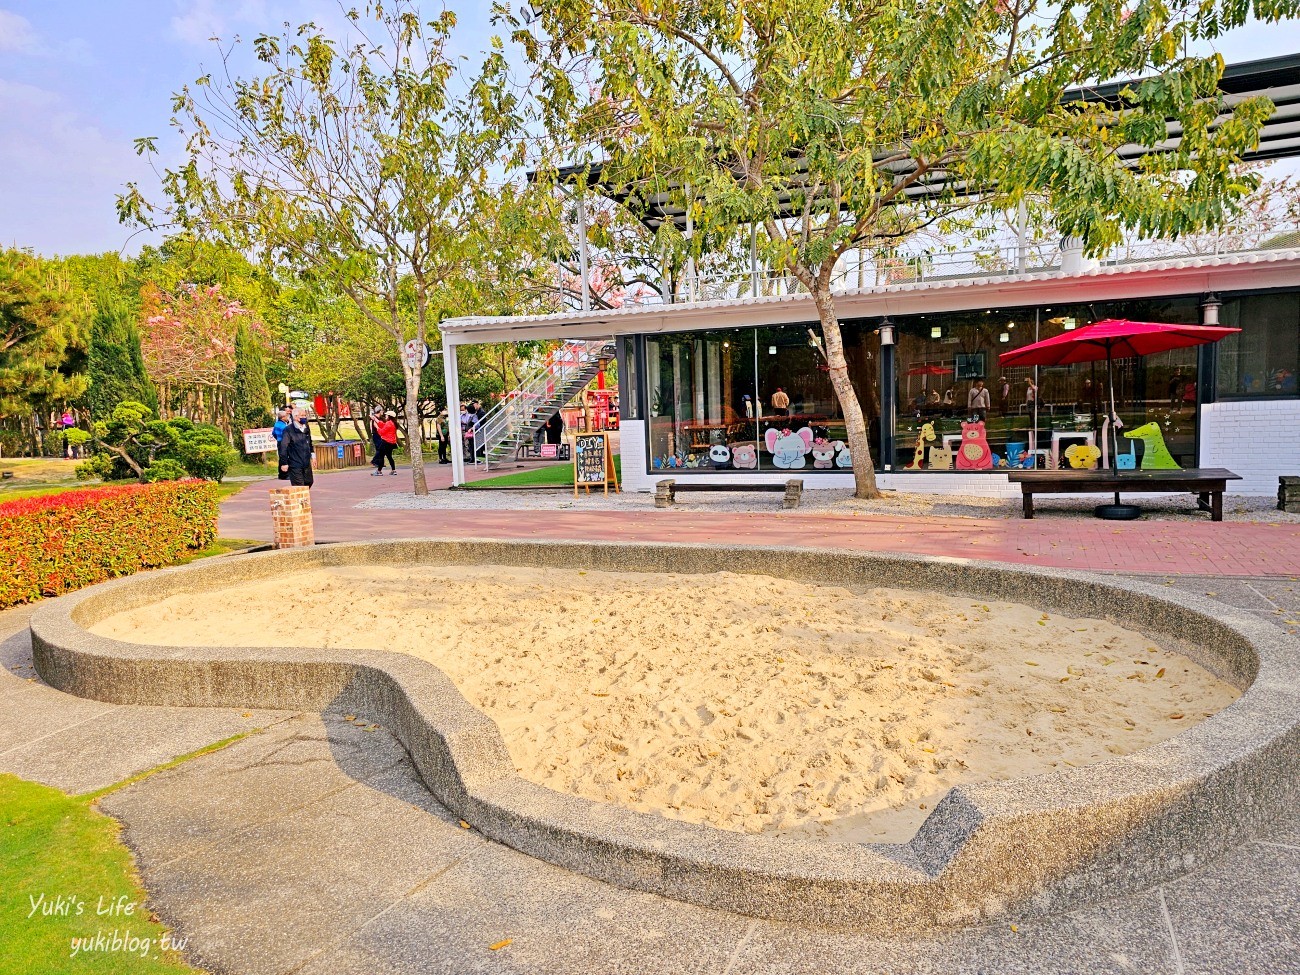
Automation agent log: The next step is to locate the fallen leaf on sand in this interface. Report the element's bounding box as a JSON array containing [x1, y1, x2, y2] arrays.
[[489, 939, 512, 951], [459, 820, 471, 829]]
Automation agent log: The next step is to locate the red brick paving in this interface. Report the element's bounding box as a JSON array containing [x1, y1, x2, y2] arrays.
[[220, 465, 1300, 578]]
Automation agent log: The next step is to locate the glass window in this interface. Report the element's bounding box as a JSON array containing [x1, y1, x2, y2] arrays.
[[891, 296, 1202, 470], [754, 325, 844, 471], [1217, 292, 1300, 398], [646, 328, 758, 472], [618, 336, 640, 420]]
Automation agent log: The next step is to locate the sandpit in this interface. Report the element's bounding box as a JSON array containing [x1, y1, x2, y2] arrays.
[[92, 564, 1239, 843]]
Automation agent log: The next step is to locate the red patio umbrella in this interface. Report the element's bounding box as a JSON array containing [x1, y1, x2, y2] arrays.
[[999, 318, 1240, 516]]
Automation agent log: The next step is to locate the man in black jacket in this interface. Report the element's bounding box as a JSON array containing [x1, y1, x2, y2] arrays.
[[278, 407, 315, 488]]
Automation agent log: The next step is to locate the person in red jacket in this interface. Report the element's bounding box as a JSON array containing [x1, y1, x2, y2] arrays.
[[371, 410, 399, 475]]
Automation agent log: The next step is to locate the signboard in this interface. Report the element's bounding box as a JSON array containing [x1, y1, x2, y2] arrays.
[[403, 340, 430, 369], [573, 432, 619, 496], [242, 427, 277, 454], [539, 444, 557, 459], [336, 445, 345, 459]]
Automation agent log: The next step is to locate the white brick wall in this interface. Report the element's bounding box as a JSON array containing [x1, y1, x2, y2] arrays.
[[1200, 400, 1300, 495]]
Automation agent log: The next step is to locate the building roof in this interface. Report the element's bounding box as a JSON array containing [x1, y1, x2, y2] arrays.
[[441, 248, 1300, 344], [546, 54, 1300, 232]]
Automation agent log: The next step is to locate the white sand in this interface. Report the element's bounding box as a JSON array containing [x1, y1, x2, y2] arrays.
[[93, 565, 1239, 843]]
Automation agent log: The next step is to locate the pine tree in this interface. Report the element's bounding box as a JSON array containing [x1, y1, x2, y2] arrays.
[[232, 321, 274, 459], [83, 299, 156, 419]]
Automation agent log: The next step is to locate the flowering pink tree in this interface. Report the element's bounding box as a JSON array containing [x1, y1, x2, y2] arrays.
[[140, 283, 267, 433]]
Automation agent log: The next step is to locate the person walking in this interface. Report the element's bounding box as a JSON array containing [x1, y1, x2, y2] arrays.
[[472, 400, 488, 458], [373, 410, 399, 475], [770, 387, 791, 416], [435, 411, 450, 464], [368, 408, 385, 473], [278, 406, 315, 488], [967, 380, 991, 421], [272, 406, 292, 443]]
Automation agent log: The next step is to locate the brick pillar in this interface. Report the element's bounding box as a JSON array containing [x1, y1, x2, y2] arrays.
[[270, 487, 314, 549]]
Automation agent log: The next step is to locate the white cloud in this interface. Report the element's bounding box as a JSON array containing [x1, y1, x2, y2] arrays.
[[0, 9, 40, 54]]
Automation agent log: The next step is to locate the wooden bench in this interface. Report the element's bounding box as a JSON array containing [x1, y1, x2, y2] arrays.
[[1007, 468, 1242, 521], [655, 479, 803, 509]]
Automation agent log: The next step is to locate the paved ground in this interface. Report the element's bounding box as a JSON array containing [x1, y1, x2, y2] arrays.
[[221, 466, 1300, 577], [3, 568, 1299, 974]]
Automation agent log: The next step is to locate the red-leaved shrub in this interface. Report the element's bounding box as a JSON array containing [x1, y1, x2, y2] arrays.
[[0, 480, 219, 609]]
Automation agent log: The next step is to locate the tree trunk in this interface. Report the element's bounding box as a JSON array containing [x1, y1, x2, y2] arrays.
[[811, 286, 880, 499], [402, 359, 429, 496]]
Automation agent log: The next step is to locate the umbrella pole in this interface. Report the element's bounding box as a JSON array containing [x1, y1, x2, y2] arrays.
[[1096, 342, 1140, 520]]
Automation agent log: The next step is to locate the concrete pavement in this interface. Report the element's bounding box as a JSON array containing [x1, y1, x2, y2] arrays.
[[220, 466, 1300, 578]]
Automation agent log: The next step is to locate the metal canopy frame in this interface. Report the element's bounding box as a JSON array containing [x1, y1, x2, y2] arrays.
[[540, 54, 1300, 233]]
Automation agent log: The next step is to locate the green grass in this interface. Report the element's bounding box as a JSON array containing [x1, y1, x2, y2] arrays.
[[174, 538, 263, 565], [0, 774, 203, 974], [466, 454, 623, 489], [0, 457, 86, 500]]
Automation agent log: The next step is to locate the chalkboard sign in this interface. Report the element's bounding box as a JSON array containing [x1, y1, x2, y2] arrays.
[[573, 432, 619, 496]]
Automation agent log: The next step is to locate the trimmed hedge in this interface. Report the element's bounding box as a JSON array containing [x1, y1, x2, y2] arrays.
[[0, 481, 219, 609]]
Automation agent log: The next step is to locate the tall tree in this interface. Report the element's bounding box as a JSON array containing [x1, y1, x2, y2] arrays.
[[519, 0, 1300, 497], [83, 298, 157, 419], [0, 250, 88, 452], [232, 320, 275, 456], [122, 2, 560, 495]]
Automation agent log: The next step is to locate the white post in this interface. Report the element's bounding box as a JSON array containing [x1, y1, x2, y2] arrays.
[[443, 340, 464, 486], [1016, 201, 1028, 274], [749, 225, 759, 296], [685, 183, 696, 302], [576, 188, 591, 313]]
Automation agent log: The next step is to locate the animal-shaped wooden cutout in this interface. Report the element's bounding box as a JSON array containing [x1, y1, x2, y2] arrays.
[[954, 420, 993, 470], [1124, 422, 1181, 470], [730, 442, 759, 469], [764, 426, 814, 469], [906, 422, 936, 469], [810, 438, 838, 469], [1065, 443, 1102, 469], [834, 441, 852, 467], [928, 445, 954, 469]]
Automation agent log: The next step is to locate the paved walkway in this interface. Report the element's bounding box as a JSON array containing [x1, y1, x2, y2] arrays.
[[2, 578, 1298, 974], [221, 467, 1300, 577]]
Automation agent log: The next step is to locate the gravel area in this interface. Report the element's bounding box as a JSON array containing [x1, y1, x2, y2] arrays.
[[358, 488, 1300, 522]]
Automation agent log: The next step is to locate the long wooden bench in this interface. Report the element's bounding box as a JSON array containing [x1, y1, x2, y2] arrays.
[[1007, 468, 1242, 521], [655, 478, 803, 509]]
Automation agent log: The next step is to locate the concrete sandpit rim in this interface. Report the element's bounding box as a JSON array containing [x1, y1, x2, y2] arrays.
[[28, 538, 1300, 930]]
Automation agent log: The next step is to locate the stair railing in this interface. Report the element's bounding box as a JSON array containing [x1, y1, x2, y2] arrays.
[[472, 339, 613, 469]]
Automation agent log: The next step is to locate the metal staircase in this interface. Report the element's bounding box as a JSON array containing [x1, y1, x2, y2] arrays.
[[472, 339, 615, 468]]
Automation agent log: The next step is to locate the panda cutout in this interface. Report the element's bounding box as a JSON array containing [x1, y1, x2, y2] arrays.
[[708, 444, 732, 468]]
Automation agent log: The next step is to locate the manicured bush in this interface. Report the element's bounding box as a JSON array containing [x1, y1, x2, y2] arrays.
[[143, 459, 188, 482], [0, 480, 219, 609]]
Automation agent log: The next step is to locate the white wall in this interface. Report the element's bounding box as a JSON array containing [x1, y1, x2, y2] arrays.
[[1200, 400, 1300, 495]]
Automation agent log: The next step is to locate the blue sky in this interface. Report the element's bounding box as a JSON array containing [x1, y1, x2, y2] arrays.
[[1, 2, 1296, 258]]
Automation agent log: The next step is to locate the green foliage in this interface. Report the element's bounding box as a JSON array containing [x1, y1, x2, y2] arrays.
[[80, 400, 237, 483], [143, 458, 189, 482], [83, 297, 157, 418], [0, 249, 89, 421], [122, 0, 565, 495], [0, 481, 219, 609], [232, 321, 275, 451], [518, 0, 1300, 496]]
